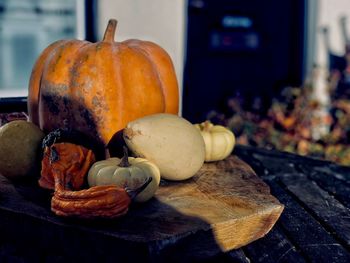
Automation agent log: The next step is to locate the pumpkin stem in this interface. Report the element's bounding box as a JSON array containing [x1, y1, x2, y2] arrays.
[[119, 146, 130, 167], [103, 19, 118, 42], [203, 121, 212, 132]]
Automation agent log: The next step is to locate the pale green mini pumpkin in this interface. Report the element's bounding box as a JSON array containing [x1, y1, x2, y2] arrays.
[[88, 148, 160, 202]]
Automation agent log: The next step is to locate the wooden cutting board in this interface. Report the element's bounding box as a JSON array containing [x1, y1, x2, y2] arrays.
[[145, 155, 284, 251], [0, 155, 283, 261]]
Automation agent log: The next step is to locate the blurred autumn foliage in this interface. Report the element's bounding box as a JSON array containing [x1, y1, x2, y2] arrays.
[[207, 80, 350, 166]]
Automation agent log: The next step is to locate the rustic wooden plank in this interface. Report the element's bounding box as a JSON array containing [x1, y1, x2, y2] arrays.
[[235, 145, 331, 166], [158, 248, 251, 263], [326, 165, 350, 183], [235, 152, 298, 176], [167, 248, 251, 263], [279, 173, 350, 250], [235, 145, 340, 177], [0, 155, 283, 261], [298, 163, 350, 185], [232, 146, 269, 176], [263, 179, 350, 263], [236, 146, 350, 261], [224, 249, 251, 263], [306, 168, 350, 208], [244, 224, 307, 263], [236, 145, 350, 208]]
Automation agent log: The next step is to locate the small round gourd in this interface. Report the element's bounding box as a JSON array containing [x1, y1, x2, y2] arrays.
[[195, 121, 235, 162], [0, 120, 45, 180], [88, 148, 160, 202]]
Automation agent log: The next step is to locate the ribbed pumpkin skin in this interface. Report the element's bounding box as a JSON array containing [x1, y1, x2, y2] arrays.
[[28, 19, 179, 147]]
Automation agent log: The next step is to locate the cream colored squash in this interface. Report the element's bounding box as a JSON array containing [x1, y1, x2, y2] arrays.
[[123, 113, 205, 181], [195, 121, 235, 162], [88, 148, 160, 202]]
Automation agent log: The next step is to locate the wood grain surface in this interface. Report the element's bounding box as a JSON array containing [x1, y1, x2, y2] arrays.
[[235, 145, 350, 263], [150, 155, 284, 251]]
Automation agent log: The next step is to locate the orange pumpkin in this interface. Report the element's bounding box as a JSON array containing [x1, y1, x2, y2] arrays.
[[28, 19, 179, 148]]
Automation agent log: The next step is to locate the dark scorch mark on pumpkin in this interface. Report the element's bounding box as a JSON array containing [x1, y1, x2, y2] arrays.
[[78, 105, 97, 131], [42, 93, 61, 115], [63, 96, 69, 107], [41, 83, 70, 116]]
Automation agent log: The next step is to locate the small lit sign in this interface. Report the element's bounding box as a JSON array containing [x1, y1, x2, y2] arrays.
[[222, 15, 253, 29]]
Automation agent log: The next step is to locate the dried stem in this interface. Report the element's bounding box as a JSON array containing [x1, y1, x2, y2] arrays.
[[119, 146, 130, 167]]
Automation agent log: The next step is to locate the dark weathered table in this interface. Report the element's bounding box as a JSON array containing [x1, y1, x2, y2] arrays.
[[1, 144, 350, 262], [231, 145, 350, 263]]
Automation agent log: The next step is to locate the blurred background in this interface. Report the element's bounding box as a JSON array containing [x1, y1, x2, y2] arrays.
[[1, 0, 350, 164]]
